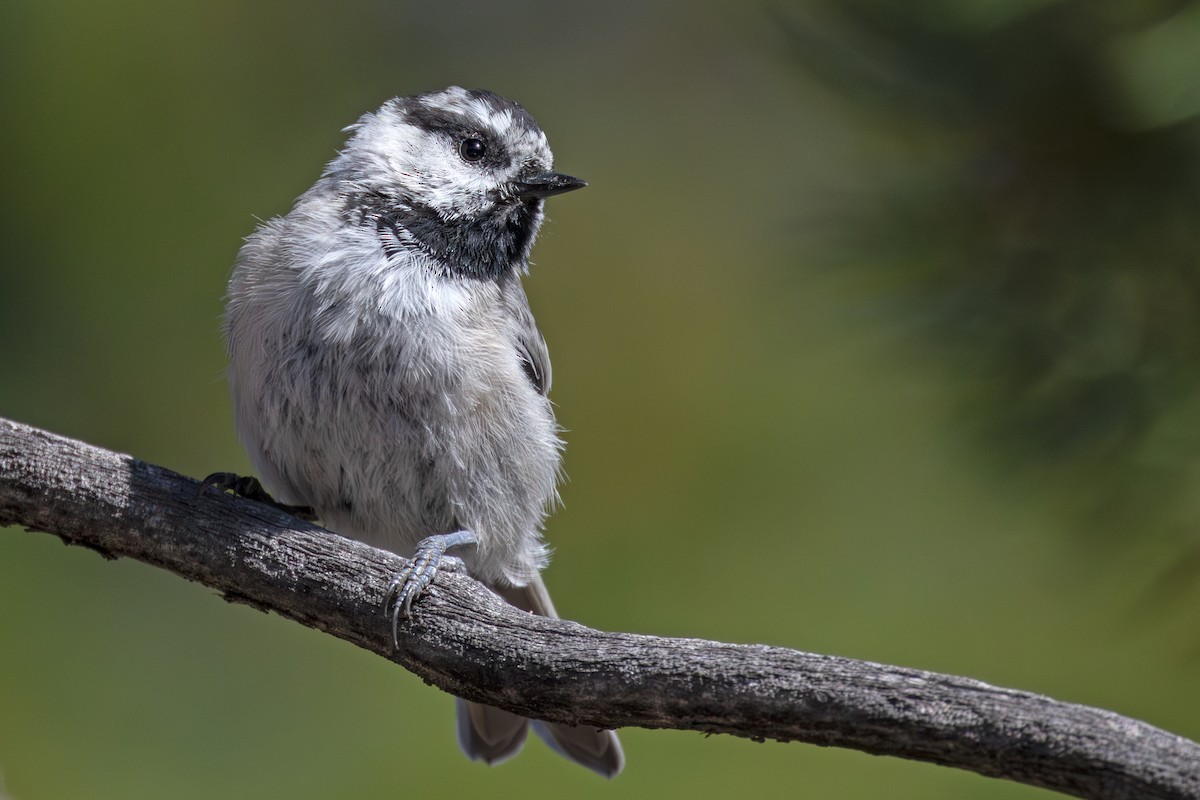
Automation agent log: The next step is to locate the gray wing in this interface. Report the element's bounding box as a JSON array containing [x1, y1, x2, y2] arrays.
[[502, 277, 552, 396]]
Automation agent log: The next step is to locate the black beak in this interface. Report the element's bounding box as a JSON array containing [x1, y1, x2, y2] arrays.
[[511, 172, 587, 200]]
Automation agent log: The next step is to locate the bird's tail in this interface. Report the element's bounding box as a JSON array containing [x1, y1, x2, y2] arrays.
[[455, 574, 624, 777]]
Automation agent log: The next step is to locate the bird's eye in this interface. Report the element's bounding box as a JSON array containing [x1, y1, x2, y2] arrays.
[[459, 137, 487, 162]]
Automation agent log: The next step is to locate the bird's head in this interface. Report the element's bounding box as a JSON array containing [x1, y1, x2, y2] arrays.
[[333, 87, 585, 278]]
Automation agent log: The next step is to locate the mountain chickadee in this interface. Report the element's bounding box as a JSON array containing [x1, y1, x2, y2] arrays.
[[210, 87, 624, 777]]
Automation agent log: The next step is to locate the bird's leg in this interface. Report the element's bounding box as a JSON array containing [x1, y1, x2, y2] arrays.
[[200, 472, 317, 521], [386, 530, 477, 646]]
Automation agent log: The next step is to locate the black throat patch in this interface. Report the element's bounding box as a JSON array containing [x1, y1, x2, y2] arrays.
[[346, 191, 541, 281]]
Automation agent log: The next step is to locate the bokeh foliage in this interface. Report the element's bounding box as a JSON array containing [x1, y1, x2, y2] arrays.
[[783, 0, 1200, 546]]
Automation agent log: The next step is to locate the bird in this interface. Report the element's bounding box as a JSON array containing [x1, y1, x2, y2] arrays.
[[208, 86, 624, 777]]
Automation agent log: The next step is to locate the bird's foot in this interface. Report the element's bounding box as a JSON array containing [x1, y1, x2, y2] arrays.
[[200, 471, 317, 521], [386, 530, 477, 646]]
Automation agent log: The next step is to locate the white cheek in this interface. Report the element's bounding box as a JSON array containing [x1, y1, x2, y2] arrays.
[[420, 161, 506, 215]]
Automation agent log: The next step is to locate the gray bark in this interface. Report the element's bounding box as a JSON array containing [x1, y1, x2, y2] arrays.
[[0, 416, 1197, 799]]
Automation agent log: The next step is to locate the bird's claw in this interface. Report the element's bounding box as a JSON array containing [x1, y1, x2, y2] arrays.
[[386, 530, 476, 648], [201, 471, 267, 499], [200, 471, 317, 521]]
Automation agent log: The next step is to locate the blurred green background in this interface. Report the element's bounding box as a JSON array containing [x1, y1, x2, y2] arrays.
[[3, 0, 1200, 797]]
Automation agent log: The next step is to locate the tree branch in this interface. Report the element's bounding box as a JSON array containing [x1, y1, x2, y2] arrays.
[[0, 416, 1196, 799]]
